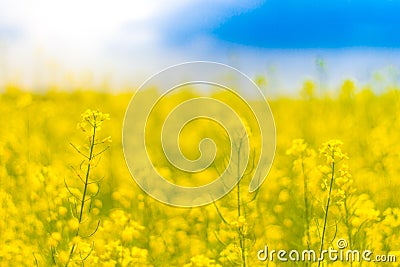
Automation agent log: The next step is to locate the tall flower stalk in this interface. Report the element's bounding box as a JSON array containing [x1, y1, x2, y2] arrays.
[[213, 132, 256, 267], [318, 140, 347, 267], [63, 109, 111, 266], [286, 139, 315, 250]]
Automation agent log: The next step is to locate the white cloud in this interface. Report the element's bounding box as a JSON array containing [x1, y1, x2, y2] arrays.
[[1, 0, 191, 46], [0, 0, 196, 88]]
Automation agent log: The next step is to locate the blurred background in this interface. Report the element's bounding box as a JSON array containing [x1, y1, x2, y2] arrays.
[[1, 0, 400, 95], [1, 2, 400, 266]]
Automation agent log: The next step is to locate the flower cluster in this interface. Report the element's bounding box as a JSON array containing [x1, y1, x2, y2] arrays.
[[77, 109, 111, 139], [319, 140, 348, 164]]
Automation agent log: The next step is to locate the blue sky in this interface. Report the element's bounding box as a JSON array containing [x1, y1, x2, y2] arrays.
[[0, 0, 400, 93], [214, 0, 400, 48], [161, 0, 400, 49]]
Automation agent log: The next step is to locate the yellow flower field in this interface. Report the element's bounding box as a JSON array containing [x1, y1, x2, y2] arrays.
[[1, 80, 399, 266]]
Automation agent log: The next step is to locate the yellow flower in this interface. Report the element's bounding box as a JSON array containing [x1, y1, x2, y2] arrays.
[[78, 109, 110, 133], [122, 226, 135, 242], [58, 206, 68, 217], [319, 140, 348, 164], [58, 251, 70, 264], [92, 207, 100, 216], [72, 236, 81, 245], [68, 218, 80, 231], [186, 254, 221, 267], [51, 232, 62, 241], [286, 139, 307, 156], [278, 189, 290, 202], [49, 232, 62, 247]]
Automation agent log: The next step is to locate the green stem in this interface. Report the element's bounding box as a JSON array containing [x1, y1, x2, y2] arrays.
[[302, 158, 311, 267], [65, 125, 96, 267], [236, 139, 246, 267], [237, 180, 247, 267], [318, 152, 335, 267], [302, 158, 311, 248], [237, 140, 242, 218], [78, 125, 96, 224]]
